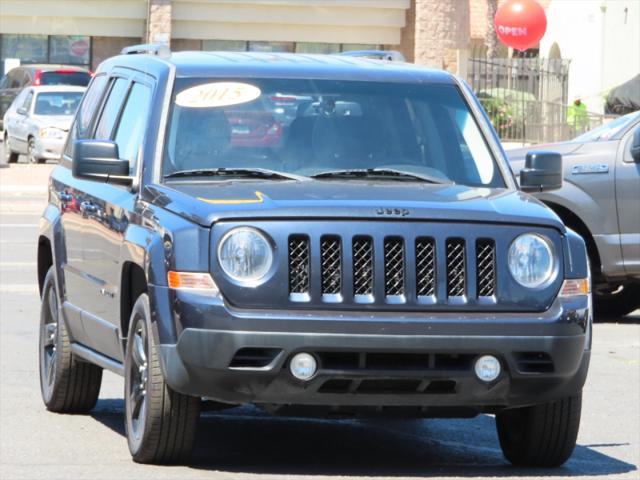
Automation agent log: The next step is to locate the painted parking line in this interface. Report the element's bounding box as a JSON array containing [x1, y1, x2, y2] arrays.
[[0, 224, 39, 228], [0, 284, 39, 293]]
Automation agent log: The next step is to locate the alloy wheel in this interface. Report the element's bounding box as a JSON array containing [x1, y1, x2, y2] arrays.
[[40, 282, 59, 399], [127, 319, 149, 442]]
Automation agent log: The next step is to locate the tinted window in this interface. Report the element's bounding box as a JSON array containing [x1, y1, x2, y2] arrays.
[[113, 83, 152, 173], [34, 92, 83, 116], [94, 78, 129, 140], [40, 71, 91, 86], [64, 74, 108, 158]]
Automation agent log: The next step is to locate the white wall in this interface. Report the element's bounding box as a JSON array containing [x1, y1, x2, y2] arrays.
[[541, 0, 640, 114]]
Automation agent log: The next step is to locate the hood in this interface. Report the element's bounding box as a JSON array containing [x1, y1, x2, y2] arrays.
[[31, 115, 73, 131], [506, 142, 584, 175], [144, 180, 565, 231]]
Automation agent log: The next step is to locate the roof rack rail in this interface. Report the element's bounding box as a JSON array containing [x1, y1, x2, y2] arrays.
[[121, 43, 171, 58], [337, 50, 405, 62]]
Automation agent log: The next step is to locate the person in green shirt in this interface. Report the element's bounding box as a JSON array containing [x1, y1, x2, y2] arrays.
[[567, 97, 589, 133]]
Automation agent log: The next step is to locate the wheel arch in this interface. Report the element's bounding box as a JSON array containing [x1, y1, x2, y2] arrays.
[[37, 235, 53, 297], [543, 201, 602, 277], [120, 261, 148, 340]]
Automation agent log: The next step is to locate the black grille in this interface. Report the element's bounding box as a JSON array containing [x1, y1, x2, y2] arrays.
[[416, 237, 436, 296], [384, 238, 405, 296], [321, 236, 342, 295], [476, 239, 496, 297], [446, 239, 466, 297], [353, 237, 374, 295], [284, 231, 504, 305], [288, 236, 310, 294]]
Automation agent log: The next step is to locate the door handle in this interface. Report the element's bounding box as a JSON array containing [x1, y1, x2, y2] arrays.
[[80, 201, 97, 214], [58, 192, 73, 203]]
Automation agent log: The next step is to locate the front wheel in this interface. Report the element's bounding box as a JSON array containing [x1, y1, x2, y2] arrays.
[[496, 393, 582, 467], [39, 267, 103, 412], [27, 137, 43, 164], [594, 282, 640, 318], [124, 293, 200, 464]]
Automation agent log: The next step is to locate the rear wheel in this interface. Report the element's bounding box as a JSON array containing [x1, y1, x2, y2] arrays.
[[124, 293, 200, 464], [4, 134, 19, 163], [594, 282, 640, 318], [39, 267, 103, 412], [496, 393, 582, 467]]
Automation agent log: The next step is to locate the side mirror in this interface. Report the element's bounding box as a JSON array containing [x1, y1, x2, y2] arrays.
[[17, 107, 27, 116], [72, 140, 132, 185], [519, 151, 563, 193], [631, 128, 640, 163]]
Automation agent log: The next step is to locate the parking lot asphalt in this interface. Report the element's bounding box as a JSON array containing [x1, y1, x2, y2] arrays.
[[0, 152, 639, 480]]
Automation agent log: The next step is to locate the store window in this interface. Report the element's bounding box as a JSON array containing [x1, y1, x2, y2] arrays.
[[202, 40, 247, 52], [49, 36, 91, 65], [295, 43, 340, 54], [248, 41, 294, 53], [1, 35, 48, 64], [341, 43, 379, 52]]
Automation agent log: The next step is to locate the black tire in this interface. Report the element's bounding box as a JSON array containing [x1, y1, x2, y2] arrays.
[[4, 133, 19, 163], [124, 293, 200, 464], [594, 282, 640, 318], [496, 393, 582, 467], [39, 267, 103, 413]]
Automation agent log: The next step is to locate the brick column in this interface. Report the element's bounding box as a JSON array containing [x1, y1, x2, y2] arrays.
[[146, 0, 172, 46], [407, 0, 470, 73]]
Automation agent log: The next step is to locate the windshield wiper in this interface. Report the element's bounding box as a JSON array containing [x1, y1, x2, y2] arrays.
[[164, 167, 308, 181], [310, 168, 451, 184]]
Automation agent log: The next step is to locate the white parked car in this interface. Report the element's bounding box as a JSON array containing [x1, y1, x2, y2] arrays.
[[3, 85, 85, 164]]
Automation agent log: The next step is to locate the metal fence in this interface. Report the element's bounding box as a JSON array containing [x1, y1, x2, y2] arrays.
[[467, 51, 611, 144]]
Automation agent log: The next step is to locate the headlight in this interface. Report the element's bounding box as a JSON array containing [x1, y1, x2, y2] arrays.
[[39, 127, 65, 139], [508, 233, 556, 288], [218, 227, 273, 283]]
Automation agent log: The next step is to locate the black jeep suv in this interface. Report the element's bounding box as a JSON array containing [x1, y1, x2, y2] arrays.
[[37, 45, 592, 466]]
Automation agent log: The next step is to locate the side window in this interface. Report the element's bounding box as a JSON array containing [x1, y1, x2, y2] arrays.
[[113, 82, 152, 174], [94, 77, 129, 140], [64, 74, 108, 158], [22, 91, 33, 112]]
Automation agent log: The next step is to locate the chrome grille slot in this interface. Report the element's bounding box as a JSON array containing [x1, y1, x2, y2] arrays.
[[416, 237, 436, 297], [384, 237, 405, 296], [320, 236, 342, 295], [353, 236, 374, 296], [446, 239, 466, 297], [476, 239, 496, 297], [288, 235, 310, 296]]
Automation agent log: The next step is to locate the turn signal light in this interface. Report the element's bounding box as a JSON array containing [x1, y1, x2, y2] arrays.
[[559, 278, 590, 297], [167, 271, 218, 292]]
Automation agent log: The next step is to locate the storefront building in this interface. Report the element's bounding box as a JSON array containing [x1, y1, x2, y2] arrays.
[[0, 0, 499, 75]]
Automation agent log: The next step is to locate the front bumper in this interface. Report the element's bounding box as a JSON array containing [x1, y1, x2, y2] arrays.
[[34, 137, 64, 160], [153, 286, 591, 413]]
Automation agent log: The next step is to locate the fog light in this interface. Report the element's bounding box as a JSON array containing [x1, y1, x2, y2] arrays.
[[289, 353, 317, 381], [474, 355, 501, 382]]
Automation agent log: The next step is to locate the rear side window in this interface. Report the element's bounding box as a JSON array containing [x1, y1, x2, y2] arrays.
[[94, 78, 129, 140], [64, 74, 108, 159], [40, 71, 91, 87], [113, 82, 152, 174], [22, 91, 33, 111]]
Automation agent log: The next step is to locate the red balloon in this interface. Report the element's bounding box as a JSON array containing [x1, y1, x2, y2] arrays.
[[494, 0, 547, 51]]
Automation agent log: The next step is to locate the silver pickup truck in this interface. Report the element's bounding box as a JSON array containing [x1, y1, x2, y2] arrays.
[[508, 111, 640, 317]]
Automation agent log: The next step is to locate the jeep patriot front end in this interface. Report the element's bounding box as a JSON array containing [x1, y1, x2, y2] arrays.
[[37, 49, 591, 466]]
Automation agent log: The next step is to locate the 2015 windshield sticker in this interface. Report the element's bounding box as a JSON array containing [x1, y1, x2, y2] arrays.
[[175, 82, 261, 108]]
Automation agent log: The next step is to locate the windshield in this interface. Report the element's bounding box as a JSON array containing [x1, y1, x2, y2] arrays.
[[573, 111, 640, 142], [34, 91, 83, 116], [163, 78, 504, 188]]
